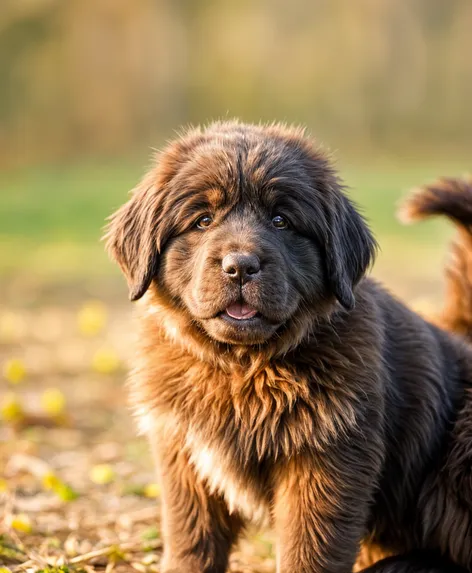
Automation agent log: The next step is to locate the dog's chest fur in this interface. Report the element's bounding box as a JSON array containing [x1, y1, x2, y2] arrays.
[[137, 397, 272, 523], [132, 325, 365, 524], [184, 426, 269, 523]]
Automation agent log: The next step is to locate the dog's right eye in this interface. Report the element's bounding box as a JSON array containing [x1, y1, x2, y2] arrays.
[[272, 215, 288, 229], [196, 215, 213, 229]]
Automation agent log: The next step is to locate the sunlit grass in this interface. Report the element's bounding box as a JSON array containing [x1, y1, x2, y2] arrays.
[[0, 159, 143, 281]]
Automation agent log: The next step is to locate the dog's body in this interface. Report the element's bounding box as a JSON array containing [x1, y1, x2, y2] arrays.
[[133, 279, 472, 573], [106, 122, 472, 573]]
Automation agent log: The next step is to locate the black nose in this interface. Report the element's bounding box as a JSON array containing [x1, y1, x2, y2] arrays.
[[222, 252, 261, 282]]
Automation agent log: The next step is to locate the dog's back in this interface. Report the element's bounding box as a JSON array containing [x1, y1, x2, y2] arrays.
[[359, 176, 472, 571]]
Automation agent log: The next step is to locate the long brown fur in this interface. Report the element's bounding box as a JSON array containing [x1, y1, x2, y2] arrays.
[[105, 121, 472, 573], [400, 176, 472, 340]]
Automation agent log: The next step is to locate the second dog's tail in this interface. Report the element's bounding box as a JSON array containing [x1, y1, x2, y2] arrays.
[[399, 176, 472, 341]]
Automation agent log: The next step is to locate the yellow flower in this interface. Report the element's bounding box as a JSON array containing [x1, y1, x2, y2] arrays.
[[3, 358, 26, 384], [42, 471, 61, 491], [89, 464, 115, 485], [92, 347, 120, 374], [144, 483, 161, 498], [41, 472, 78, 501], [40, 388, 66, 417], [0, 393, 23, 422], [6, 513, 32, 533], [0, 478, 8, 493], [55, 483, 79, 502], [77, 300, 107, 336]]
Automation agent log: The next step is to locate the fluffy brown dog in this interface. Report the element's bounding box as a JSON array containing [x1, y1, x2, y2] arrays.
[[105, 121, 472, 573]]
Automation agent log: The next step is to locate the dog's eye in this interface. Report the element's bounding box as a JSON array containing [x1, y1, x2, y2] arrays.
[[196, 214, 213, 229], [272, 215, 288, 229]]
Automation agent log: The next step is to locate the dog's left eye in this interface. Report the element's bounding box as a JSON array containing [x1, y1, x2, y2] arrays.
[[196, 214, 213, 229], [272, 215, 288, 229]]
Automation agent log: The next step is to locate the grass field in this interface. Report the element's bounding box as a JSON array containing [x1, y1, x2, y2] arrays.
[[0, 156, 469, 572]]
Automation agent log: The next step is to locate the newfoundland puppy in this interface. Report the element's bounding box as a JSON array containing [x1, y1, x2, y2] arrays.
[[105, 121, 472, 573]]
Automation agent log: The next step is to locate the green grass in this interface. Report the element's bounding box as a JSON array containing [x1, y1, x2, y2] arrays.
[[0, 157, 468, 296], [0, 160, 146, 241], [0, 160, 145, 280]]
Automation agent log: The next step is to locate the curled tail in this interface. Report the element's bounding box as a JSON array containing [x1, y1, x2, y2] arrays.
[[399, 176, 472, 341]]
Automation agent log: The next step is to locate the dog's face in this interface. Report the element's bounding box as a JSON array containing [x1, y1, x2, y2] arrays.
[[105, 122, 376, 345], [159, 186, 322, 345]]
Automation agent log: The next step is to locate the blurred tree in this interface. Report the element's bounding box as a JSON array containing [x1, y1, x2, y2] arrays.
[[0, 0, 471, 166]]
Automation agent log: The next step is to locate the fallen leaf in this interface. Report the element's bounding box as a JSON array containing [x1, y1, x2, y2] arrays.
[[3, 358, 26, 384], [40, 389, 66, 417], [78, 301, 107, 336], [89, 464, 115, 485]]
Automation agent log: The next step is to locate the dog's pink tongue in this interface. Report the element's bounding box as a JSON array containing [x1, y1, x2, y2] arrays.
[[225, 303, 257, 320]]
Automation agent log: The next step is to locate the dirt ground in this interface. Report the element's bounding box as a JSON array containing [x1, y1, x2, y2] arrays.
[[0, 297, 276, 573]]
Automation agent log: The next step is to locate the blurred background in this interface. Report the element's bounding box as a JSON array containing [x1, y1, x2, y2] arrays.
[[1, 1, 471, 571], [1, 0, 472, 303]]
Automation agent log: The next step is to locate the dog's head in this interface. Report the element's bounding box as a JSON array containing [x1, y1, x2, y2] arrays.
[[105, 121, 376, 346]]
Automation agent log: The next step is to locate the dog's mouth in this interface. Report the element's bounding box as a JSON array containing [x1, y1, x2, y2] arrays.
[[221, 302, 259, 321], [187, 290, 295, 345], [195, 298, 278, 344]]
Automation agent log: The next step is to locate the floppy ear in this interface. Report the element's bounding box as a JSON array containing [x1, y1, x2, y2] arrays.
[[325, 193, 377, 310], [104, 174, 163, 301], [104, 130, 205, 301]]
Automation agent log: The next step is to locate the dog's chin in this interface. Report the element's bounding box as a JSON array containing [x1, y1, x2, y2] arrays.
[[200, 313, 281, 345]]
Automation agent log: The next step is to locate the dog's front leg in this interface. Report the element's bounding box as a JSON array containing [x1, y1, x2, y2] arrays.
[[273, 439, 383, 573], [149, 431, 243, 573]]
